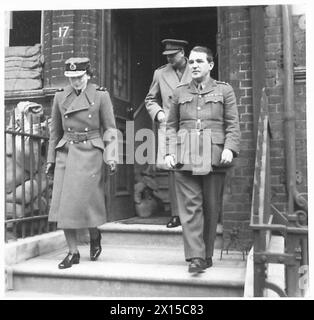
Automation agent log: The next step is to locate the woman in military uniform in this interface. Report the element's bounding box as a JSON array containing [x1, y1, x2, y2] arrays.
[[46, 57, 117, 269]]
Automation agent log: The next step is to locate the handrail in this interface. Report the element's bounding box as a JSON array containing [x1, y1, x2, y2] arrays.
[[249, 87, 308, 297]]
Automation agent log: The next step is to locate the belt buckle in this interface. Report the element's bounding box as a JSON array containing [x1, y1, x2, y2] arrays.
[[72, 132, 87, 143], [196, 120, 202, 131], [196, 120, 203, 136]]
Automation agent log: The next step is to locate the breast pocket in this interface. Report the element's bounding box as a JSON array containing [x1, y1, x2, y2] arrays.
[[204, 95, 224, 119], [178, 96, 193, 119]]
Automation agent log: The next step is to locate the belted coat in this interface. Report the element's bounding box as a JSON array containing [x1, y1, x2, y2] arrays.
[[47, 82, 117, 229], [166, 78, 240, 174]]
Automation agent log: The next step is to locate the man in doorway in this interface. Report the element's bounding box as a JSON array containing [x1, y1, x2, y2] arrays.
[[145, 39, 192, 228], [165, 46, 240, 272]]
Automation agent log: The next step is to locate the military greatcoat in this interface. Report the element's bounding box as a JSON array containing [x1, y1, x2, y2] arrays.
[[145, 60, 192, 218], [47, 82, 117, 229], [145, 59, 191, 120]]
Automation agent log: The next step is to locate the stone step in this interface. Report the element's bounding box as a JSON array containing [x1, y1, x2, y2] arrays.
[[98, 222, 223, 249], [7, 246, 246, 298]]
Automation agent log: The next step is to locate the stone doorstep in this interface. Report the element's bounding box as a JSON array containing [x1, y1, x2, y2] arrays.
[[5, 222, 224, 266], [100, 221, 223, 235], [7, 247, 246, 297], [5, 230, 67, 266]]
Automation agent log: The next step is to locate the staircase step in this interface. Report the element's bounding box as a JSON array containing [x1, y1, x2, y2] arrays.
[[7, 246, 245, 297], [99, 222, 223, 249]]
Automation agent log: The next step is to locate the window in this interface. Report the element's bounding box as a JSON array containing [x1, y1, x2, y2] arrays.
[[9, 11, 42, 46]]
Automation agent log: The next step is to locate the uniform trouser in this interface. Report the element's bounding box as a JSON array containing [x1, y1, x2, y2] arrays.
[[174, 170, 226, 261], [168, 170, 179, 217]]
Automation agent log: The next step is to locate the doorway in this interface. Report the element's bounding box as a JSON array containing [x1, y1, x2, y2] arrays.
[[104, 7, 218, 222]]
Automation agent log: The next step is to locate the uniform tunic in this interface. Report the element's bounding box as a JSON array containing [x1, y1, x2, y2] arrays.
[[47, 83, 117, 229]]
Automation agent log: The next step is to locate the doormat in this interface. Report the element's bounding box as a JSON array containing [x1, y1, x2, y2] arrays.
[[116, 216, 170, 225]]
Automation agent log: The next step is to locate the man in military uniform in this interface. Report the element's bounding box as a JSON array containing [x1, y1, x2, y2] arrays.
[[145, 39, 192, 228], [165, 46, 240, 273]]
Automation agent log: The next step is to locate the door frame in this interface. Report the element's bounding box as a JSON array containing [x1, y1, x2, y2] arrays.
[[99, 9, 135, 222]]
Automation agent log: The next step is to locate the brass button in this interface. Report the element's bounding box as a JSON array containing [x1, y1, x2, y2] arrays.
[[70, 141, 74, 144], [88, 114, 92, 118], [85, 128, 89, 132], [83, 140, 87, 144], [64, 115, 68, 119], [197, 107, 201, 110], [68, 128, 71, 131]]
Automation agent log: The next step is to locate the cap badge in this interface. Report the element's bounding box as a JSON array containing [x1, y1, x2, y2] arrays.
[[70, 62, 76, 71]]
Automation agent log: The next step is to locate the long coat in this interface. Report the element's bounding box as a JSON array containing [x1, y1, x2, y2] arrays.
[[145, 59, 192, 120], [47, 82, 117, 229], [167, 78, 240, 174], [145, 60, 192, 167]]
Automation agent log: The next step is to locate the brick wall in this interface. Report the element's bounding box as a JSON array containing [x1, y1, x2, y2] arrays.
[[264, 6, 288, 213], [264, 6, 307, 213], [219, 5, 306, 243], [43, 10, 101, 88], [219, 6, 255, 243]]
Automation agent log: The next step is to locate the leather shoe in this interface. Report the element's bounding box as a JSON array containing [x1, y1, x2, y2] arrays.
[[90, 229, 102, 261], [188, 258, 207, 273], [58, 252, 80, 269], [166, 216, 181, 228], [205, 257, 213, 268]]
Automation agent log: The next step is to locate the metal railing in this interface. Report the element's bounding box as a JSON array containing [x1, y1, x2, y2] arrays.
[[5, 109, 56, 241], [250, 89, 308, 297]]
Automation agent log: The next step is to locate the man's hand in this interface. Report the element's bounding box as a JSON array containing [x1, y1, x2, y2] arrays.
[[165, 154, 176, 169], [156, 111, 166, 123], [220, 149, 233, 165], [107, 160, 117, 174]]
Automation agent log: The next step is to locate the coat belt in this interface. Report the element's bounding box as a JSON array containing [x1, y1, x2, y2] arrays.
[[63, 130, 101, 143]]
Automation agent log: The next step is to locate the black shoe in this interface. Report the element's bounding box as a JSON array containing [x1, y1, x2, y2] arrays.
[[205, 257, 213, 268], [166, 216, 181, 228], [58, 252, 80, 269], [188, 258, 207, 273], [90, 229, 102, 261]]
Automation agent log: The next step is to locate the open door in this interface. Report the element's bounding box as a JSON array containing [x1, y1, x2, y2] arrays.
[[102, 10, 134, 221]]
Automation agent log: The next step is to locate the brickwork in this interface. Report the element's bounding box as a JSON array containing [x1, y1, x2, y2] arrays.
[[264, 6, 288, 213], [263, 6, 307, 214], [219, 5, 306, 244], [43, 10, 101, 88], [219, 7, 254, 241]]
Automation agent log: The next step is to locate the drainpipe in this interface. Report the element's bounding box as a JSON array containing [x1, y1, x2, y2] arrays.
[[282, 5, 307, 219]]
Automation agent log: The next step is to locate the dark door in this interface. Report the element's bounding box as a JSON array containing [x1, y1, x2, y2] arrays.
[[102, 10, 134, 221]]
